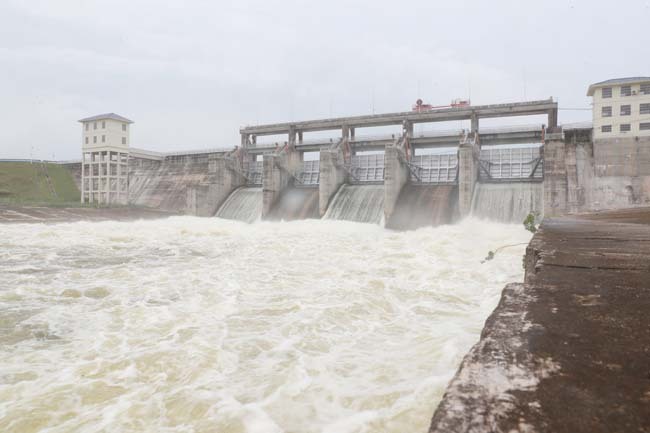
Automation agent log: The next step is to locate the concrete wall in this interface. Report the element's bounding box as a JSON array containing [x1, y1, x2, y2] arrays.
[[319, 148, 346, 216], [383, 146, 409, 222], [129, 153, 243, 216], [542, 130, 567, 217], [545, 129, 650, 215]]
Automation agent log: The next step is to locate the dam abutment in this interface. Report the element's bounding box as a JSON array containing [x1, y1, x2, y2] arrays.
[[428, 207, 650, 432]]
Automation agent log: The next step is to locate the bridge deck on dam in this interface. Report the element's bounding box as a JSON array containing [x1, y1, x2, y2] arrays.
[[241, 99, 557, 136], [429, 207, 650, 433]]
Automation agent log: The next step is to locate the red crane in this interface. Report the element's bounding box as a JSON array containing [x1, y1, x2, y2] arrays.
[[412, 98, 470, 112]]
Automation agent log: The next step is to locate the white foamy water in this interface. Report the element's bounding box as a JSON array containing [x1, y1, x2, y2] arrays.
[[0, 217, 531, 433]]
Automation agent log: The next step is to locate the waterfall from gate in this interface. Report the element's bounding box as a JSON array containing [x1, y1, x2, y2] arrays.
[[266, 187, 320, 221], [215, 187, 263, 223], [386, 185, 458, 230], [324, 184, 384, 224], [471, 182, 543, 223]]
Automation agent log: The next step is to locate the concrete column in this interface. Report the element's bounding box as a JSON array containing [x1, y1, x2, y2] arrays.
[[298, 131, 303, 144], [117, 153, 122, 204], [543, 128, 568, 217], [241, 133, 249, 149], [402, 120, 413, 138], [384, 146, 409, 223], [458, 141, 478, 217], [80, 155, 86, 203], [471, 113, 479, 133], [342, 125, 350, 140], [262, 153, 291, 218], [319, 147, 346, 216], [548, 108, 558, 129], [288, 126, 297, 148], [105, 151, 110, 205], [350, 128, 355, 140]]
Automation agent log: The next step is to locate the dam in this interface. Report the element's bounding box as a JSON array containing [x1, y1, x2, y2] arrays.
[[71, 97, 649, 228], [76, 99, 567, 228], [4, 79, 650, 433]]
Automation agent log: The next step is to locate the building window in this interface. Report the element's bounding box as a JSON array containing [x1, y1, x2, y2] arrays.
[[93, 136, 97, 143], [620, 105, 631, 116], [85, 123, 89, 131], [85, 137, 88, 144], [602, 106, 612, 117], [640, 103, 650, 115], [122, 137, 126, 145], [620, 85, 632, 97], [601, 125, 612, 133], [641, 84, 650, 95], [602, 87, 612, 98], [640, 122, 650, 130], [94, 122, 97, 130], [122, 124, 127, 131], [102, 135, 105, 143], [102, 121, 106, 129], [620, 124, 631, 132]]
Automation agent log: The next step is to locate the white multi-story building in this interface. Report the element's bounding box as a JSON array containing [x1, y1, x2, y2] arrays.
[[588, 77, 650, 140], [79, 113, 133, 204]]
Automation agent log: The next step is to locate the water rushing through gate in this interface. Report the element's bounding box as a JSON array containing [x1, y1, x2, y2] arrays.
[[0, 218, 531, 433], [471, 182, 544, 223], [216, 187, 263, 223], [324, 185, 385, 223]]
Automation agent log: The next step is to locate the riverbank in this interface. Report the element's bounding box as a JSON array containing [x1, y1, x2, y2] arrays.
[[0, 205, 176, 223], [428, 207, 650, 432]]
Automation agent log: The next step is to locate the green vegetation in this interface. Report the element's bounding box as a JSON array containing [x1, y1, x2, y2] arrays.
[[523, 212, 539, 233], [0, 162, 81, 205]]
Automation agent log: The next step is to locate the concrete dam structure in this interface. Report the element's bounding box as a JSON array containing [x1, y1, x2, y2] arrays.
[[65, 97, 650, 227]]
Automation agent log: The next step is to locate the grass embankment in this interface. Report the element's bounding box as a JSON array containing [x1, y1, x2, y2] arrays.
[[0, 162, 82, 206]]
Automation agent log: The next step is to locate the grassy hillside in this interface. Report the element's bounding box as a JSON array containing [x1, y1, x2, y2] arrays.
[[0, 162, 80, 204]]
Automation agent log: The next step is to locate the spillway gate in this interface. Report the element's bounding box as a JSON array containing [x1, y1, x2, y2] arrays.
[[478, 146, 543, 182], [349, 154, 385, 183], [244, 161, 263, 186], [408, 154, 458, 184], [297, 160, 320, 185]]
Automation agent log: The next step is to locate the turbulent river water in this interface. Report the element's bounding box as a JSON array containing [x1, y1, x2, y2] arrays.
[[0, 217, 531, 433]]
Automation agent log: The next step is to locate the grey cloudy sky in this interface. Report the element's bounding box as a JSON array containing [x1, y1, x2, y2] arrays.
[[1, 0, 649, 160]]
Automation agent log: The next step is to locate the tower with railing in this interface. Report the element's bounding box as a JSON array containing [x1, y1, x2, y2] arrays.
[[79, 113, 132, 204]]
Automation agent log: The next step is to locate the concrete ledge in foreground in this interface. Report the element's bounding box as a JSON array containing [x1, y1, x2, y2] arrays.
[[429, 207, 650, 433]]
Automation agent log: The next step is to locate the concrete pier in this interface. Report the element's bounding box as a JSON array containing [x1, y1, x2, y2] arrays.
[[428, 207, 650, 433], [543, 128, 568, 217], [383, 145, 409, 223], [457, 136, 479, 218], [318, 147, 346, 216], [262, 153, 289, 217]]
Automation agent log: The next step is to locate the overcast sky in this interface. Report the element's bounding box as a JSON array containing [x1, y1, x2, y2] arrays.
[[1, 0, 648, 159]]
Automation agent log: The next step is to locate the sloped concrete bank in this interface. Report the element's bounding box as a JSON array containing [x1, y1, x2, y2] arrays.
[[429, 207, 650, 433]]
